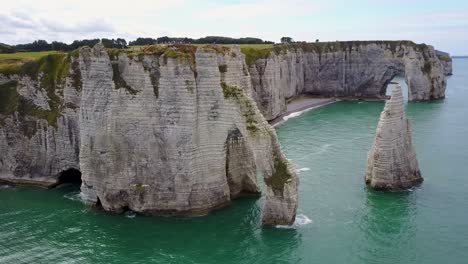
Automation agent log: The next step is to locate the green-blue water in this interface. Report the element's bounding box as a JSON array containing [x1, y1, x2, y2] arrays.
[[1, 59, 468, 264]]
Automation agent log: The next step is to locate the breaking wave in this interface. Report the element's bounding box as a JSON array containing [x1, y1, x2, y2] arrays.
[[63, 191, 85, 202], [276, 214, 313, 229], [125, 210, 137, 219], [283, 111, 305, 121]]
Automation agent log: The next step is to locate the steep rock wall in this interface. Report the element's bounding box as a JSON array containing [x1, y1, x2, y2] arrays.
[[0, 44, 298, 225], [0, 55, 81, 186], [436, 50, 453, 76], [365, 85, 423, 191], [246, 41, 450, 120]]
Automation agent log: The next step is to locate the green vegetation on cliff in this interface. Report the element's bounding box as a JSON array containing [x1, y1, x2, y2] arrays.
[[265, 155, 293, 192], [240, 40, 432, 66], [0, 81, 20, 115], [241, 47, 272, 67], [111, 63, 138, 95], [0, 52, 82, 128], [0, 79, 61, 134], [221, 81, 258, 133]]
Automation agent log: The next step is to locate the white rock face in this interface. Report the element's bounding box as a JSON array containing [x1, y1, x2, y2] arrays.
[[0, 40, 448, 224], [0, 61, 81, 187], [365, 85, 423, 191], [0, 44, 298, 225], [436, 50, 453, 76], [248, 42, 450, 120]]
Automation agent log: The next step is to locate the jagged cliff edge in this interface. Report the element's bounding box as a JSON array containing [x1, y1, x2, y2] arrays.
[[244, 41, 451, 120], [0, 43, 297, 225], [0, 40, 451, 225]]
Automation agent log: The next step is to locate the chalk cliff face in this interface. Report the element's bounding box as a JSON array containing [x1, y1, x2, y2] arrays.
[[365, 85, 423, 191], [0, 40, 449, 224], [0, 44, 298, 225], [246, 41, 450, 120], [436, 50, 453, 76], [0, 58, 81, 187]]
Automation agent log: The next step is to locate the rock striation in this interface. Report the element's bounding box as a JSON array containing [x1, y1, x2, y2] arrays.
[[0, 44, 297, 225], [365, 85, 423, 191], [436, 50, 453, 76], [245, 41, 451, 120], [0, 40, 448, 224]]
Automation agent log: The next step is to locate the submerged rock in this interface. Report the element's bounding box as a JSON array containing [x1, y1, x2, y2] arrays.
[[365, 85, 423, 191]]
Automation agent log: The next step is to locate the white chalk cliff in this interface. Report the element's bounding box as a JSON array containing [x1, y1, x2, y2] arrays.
[[0, 44, 297, 225], [0, 41, 448, 224], [246, 41, 450, 120], [365, 85, 423, 191]]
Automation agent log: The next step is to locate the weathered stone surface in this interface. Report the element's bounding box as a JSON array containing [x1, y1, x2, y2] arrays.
[[248, 42, 450, 120], [0, 40, 448, 224], [365, 85, 423, 191], [436, 50, 453, 76], [0, 61, 81, 187], [0, 44, 297, 225]]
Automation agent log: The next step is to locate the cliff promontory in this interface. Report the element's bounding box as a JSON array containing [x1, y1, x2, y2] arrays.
[[0, 40, 450, 224], [244, 41, 451, 120], [365, 85, 423, 191], [0, 44, 298, 225]]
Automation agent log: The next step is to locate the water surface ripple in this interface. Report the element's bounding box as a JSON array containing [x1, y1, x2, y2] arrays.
[[1, 59, 468, 263]]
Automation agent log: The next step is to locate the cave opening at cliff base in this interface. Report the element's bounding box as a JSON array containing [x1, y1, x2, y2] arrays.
[[57, 168, 82, 186]]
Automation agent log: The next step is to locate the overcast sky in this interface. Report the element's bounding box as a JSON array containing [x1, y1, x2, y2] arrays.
[[1, 0, 468, 55]]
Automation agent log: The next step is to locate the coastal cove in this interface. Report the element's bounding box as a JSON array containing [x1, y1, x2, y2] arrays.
[[1, 58, 467, 263]]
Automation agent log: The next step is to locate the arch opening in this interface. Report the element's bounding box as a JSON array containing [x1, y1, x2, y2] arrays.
[[57, 168, 82, 185], [225, 128, 261, 199], [386, 75, 409, 102]]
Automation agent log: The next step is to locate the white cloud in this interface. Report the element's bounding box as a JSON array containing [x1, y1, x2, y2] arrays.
[[0, 0, 467, 54], [198, 0, 330, 20]]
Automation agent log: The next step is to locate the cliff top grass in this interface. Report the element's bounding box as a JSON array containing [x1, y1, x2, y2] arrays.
[[129, 43, 273, 51], [0, 52, 74, 127], [241, 40, 431, 66], [0, 51, 66, 75]]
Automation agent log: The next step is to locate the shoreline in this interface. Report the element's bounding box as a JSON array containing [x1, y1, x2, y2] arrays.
[[270, 97, 337, 127], [269, 95, 389, 127]]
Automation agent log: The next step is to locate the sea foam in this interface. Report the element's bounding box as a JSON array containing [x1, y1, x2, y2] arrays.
[[276, 214, 313, 229]]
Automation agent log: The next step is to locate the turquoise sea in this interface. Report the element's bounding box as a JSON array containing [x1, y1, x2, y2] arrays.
[[1, 59, 467, 263]]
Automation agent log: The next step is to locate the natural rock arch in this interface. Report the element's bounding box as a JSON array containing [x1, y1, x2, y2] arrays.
[[247, 41, 449, 120], [225, 127, 261, 199]]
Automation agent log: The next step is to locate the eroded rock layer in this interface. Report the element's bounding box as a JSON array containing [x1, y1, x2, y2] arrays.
[[245, 41, 451, 120], [0, 40, 448, 224], [365, 85, 423, 191], [0, 44, 298, 225]]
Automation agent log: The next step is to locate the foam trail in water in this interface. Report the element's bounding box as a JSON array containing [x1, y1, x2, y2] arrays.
[[276, 214, 313, 229], [0, 185, 12, 190], [64, 191, 84, 202], [297, 167, 311, 172], [283, 111, 304, 121], [125, 210, 137, 219]]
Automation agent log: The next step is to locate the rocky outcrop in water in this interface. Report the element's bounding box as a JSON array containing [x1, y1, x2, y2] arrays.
[[0, 44, 298, 225], [365, 85, 423, 191], [245, 41, 451, 120], [0, 40, 447, 223]]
